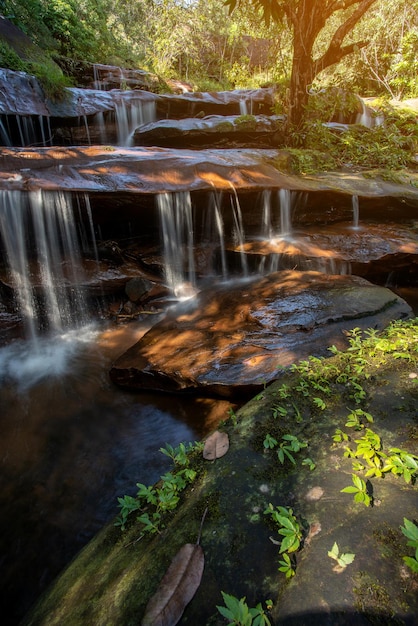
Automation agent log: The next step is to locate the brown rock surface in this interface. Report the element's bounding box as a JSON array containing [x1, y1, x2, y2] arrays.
[[109, 270, 412, 396]]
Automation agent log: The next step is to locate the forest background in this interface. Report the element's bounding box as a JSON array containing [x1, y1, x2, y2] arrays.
[[0, 0, 416, 101], [0, 0, 417, 169]]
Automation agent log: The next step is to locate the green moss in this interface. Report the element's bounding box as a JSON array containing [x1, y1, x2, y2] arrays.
[[235, 114, 257, 130]]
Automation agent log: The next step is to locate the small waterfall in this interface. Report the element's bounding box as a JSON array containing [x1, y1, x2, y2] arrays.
[[202, 191, 228, 281], [229, 185, 249, 277], [352, 195, 359, 229], [0, 190, 91, 340], [239, 95, 253, 115], [279, 188, 292, 238], [261, 189, 273, 240], [157, 191, 197, 298], [114, 99, 157, 146]]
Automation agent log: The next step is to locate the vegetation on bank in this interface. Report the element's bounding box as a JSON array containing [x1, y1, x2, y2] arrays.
[[100, 318, 418, 625]]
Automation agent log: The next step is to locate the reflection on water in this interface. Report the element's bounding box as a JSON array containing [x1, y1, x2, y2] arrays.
[[0, 321, 231, 624]]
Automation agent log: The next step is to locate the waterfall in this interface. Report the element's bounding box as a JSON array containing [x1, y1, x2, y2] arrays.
[[0, 190, 91, 340], [279, 188, 292, 238], [229, 185, 249, 277], [261, 189, 273, 240], [202, 191, 228, 281], [157, 191, 197, 298], [114, 99, 157, 146], [239, 97, 253, 115], [352, 194, 360, 229]]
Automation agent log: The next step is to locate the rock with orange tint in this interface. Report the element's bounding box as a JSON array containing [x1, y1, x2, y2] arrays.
[[110, 270, 412, 397]]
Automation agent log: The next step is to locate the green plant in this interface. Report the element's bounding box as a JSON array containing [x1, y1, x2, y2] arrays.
[[272, 404, 288, 418], [301, 457, 316, 471], [264, 504, 303, 554], [400, 518, 418, 573], [344, 428, 385, 478], [328, 542, 356, 570], [216, 592, 272, 626], [159, 441, 202, 465], [345, 408, 374, 430], [278, 552, 296, 578], [115, 441, 199, 533], [228, 407, 238, 426], [341, 473, 372, 507], [333, 428, 349, 443], [277, 434, 307, 465], [263, 433, 308, 465], [382, 448, 418, 484]]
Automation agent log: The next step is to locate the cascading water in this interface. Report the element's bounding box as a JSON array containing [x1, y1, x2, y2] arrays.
[[279, 188, 293, 238], [0, 190, 99, 388], [0, 190, 90, 338], [352, 194, 360, 229], [157, 191, 197, 299], [229, 184, 249, 277], [114, 99, 157, 146]]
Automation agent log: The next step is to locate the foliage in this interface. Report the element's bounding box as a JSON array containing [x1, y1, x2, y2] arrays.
[[400, 518, 418, 574], [341, 473, 372, 507], [115, 441, 201, 534], [264, 504, 302, 554], [328, 542, 356, 570], [292, 97, 418, 171], [263, 432, 310, 467], [217, 592, 272, 626], [278, 551, 295, 578]]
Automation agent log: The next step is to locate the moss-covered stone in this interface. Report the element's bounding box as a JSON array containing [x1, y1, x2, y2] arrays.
[[24, 319, 418, 626]]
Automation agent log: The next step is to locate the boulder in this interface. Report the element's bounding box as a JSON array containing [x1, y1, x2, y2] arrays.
[[109, 270, 412, 397], [133, 114, 285, 148]]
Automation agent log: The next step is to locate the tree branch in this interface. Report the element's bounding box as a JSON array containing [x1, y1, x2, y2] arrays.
[[329, 0, 378, 48], [314, 39, 370, 74]]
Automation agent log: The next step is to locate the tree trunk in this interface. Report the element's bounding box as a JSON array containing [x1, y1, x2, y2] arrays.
[[287, 38, 314, 130]]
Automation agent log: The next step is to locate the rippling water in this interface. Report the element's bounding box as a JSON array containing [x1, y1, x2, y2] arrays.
[[0, 321, 231, 624]]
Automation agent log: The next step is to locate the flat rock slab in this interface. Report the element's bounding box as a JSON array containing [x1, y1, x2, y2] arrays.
[[1, 147, 418, 201], [110, 270, 412, 397], [133, 114, 284, 148]]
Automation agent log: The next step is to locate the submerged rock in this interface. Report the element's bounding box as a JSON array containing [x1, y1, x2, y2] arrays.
[[110, 270, 412, 397]]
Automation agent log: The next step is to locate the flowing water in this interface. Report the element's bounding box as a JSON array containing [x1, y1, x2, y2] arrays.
[[0, 188, 231, 624], [0, 322, 228, 624]]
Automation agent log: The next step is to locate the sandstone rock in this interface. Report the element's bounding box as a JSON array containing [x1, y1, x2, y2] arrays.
[[133, 114, 285, 148], [109, 270, 412, 397]]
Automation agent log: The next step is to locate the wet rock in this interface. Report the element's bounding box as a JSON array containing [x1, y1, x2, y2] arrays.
[[133, 114, 285, 148], [237, 221, 418, 285], [1, 147, 417, 203], [109, 270, 412, 397], [125, 277, 154, 302], [155, 87, 276, 118]]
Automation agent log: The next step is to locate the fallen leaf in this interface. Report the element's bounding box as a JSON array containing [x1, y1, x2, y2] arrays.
[[203, 430, 229, 460], [142, 542, 204, 626]]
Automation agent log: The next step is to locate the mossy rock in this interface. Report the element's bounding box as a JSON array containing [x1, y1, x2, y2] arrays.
[[24, 319, 418, 625]]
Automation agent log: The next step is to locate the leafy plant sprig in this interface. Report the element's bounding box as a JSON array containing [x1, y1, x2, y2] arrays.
[[400, 518, 418, 573], [216, 592, 272, 626], [264, 504, 303, 554], [278, 552, 296, 578], [263, 433, 311, 467], [341, 473, 372, 507], [115, 441, 200, 532], [328, 542, 355, 571]]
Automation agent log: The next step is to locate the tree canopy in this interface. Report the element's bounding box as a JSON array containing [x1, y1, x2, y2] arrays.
[[0, 0, 416, 108], [226, 0, 380, 126]]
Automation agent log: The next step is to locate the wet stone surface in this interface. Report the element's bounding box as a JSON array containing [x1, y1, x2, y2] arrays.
[[110, 270, 412, 397]]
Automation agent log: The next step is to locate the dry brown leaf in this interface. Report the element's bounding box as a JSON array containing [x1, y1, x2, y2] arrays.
[[141, 543, 204, 626], [203, 430, 229, 460]]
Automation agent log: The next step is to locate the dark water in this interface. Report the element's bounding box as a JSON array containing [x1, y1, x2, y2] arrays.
[[0, 321, 231, 624]]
